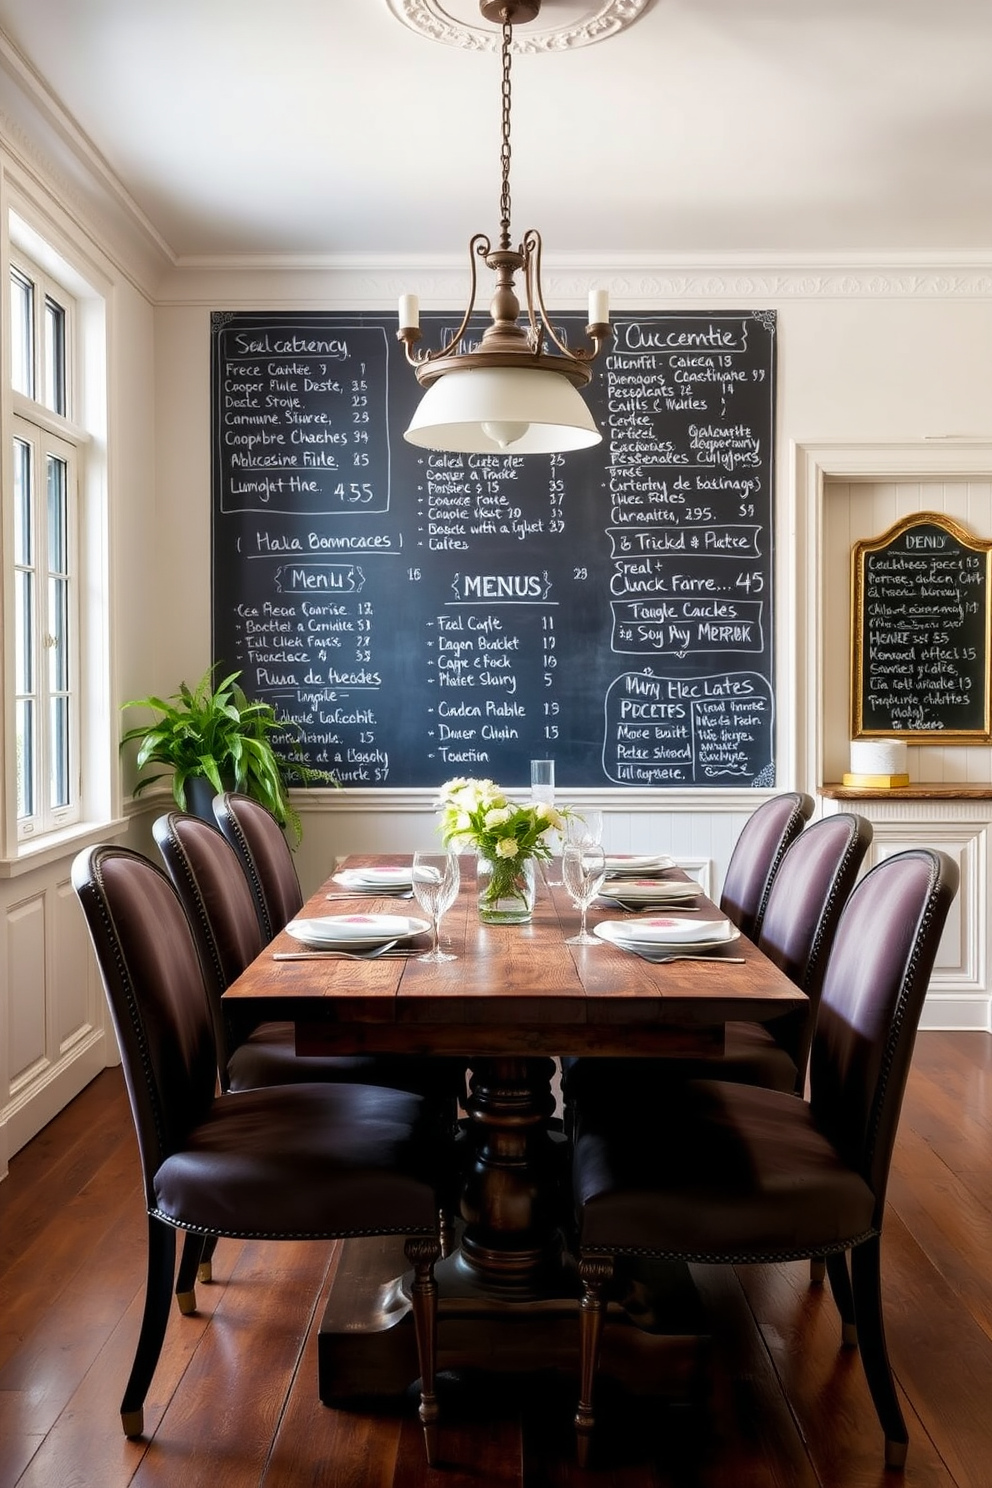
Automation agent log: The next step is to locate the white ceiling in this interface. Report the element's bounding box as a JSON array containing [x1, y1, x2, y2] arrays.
[[0, 0, 990, 263]]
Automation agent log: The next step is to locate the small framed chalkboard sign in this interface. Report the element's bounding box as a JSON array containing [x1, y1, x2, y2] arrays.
[[851, 512, 992, 742]]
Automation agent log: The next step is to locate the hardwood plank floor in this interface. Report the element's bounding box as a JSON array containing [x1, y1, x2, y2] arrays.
[[1, 1031, 991, 1487]]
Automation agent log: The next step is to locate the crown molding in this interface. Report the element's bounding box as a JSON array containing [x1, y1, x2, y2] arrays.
[[157, 251, 992, 307], [0, 32, 173, 295]]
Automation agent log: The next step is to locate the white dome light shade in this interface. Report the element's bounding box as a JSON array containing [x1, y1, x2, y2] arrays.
[[404, 367, 601, 454]]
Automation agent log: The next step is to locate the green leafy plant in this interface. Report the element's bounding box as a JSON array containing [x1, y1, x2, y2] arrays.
[[120, 666, 337, 843]]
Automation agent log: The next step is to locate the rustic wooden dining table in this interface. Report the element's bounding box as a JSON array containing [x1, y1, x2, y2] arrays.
[[221, 854, 807, 1403]]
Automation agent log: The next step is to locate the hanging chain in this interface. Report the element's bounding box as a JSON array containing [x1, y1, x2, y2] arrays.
[[498, 16, 513, 250]]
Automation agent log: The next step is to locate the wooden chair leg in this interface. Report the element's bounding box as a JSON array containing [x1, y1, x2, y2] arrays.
[[197, 1234, 218, 1283], [121, 1217, 177, 1438], [825, 1249, 858, 1346], [405, 1235, 442, 1467], [175, 1230, 206, 1314], [576, 1256, 614, 1469], [809, 1256, 826, 1283], [850, 1235, 909, 1469]]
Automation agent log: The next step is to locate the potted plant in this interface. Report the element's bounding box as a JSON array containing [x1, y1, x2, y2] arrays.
[[120, 665, 337, 842]]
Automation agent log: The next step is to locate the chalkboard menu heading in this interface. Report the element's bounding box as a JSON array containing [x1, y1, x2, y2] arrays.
[[851, 512, 992, 741], [211, 309, 777, 789]]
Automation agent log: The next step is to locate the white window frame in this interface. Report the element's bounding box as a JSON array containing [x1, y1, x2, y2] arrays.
[[2, 207, 110, 865], [10, 253, 84, 840], [12, 416, 81, 837]]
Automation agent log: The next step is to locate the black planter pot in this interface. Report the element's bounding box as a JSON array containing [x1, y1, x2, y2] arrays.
[[183, 775, 228, 823]]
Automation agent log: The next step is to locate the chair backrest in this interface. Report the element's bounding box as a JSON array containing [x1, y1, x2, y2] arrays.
[[719, 791, 814, 940], [809, 848, 958, 1219], [153, 811, 265, 1081], [758, 812, 873, 996], [212, 791, 303, 942], [71, 844, 218, 1201]]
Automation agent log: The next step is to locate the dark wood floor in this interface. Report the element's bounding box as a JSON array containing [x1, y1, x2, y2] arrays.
[[1, 1030, 991, 1487]]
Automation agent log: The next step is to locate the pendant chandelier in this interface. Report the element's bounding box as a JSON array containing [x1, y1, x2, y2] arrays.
[[397, 0, 609, 456]]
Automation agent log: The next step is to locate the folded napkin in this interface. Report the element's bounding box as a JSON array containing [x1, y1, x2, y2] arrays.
[[600, 877, 697, 902], [603, 854, 675, 875], [613, 916, 733, 945]]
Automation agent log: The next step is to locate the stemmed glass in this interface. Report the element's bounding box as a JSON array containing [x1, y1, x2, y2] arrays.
[[561, 843, 606, 946], [565, 810, 603, 850], [411, 851, 460, 963]]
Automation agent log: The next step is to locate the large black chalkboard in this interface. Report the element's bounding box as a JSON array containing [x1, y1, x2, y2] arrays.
[[852, 512, 992, 741], [211, 309, 777, 788]]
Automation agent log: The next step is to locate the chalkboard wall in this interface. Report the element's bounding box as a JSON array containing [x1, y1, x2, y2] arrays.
[[852, 512, 992, 741], [211, 309, 777, 789]]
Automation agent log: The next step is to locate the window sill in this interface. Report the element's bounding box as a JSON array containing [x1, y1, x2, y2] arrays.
[[0, 816, 130, 878]]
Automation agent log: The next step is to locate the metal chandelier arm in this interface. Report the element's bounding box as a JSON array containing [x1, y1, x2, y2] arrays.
[[398, 234, 489, 369], [523, 229, 610, 365]]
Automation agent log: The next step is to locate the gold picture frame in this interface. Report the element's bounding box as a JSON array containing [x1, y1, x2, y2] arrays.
[[851, 511, 992, 743]]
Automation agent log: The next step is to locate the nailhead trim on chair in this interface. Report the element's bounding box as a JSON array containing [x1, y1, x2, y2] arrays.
[[578, 1228, 878, 1267], [150, 1209, 439, 1242]]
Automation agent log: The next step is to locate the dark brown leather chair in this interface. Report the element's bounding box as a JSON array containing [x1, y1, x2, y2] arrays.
[[563, 812, 873, 1123], [718, 790, 814, 941], [72, 843, 446, 1463], [569, 847, 958, 1471], [153, 810, 466, 1104], [211, 790, 303, 942]]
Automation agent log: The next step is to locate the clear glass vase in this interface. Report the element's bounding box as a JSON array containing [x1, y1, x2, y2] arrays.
[[476, 854, 536, 925]]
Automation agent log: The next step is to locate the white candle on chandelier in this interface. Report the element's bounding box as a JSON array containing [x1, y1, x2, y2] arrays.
[[398, 294, 420, 329], [588, 289, 609, 326]]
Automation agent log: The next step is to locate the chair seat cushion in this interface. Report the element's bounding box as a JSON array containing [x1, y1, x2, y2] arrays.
[[227, 1020, 466, 1104], [153, 1081, 443, 1238], [562, 1022, 799, 1108], [574, 1079, 875, 1259]]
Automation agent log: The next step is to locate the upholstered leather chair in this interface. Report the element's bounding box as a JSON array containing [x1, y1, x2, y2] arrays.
[[718, 790, 814, 941], [562, 813, 873, 1127], [72, 843, 446, 1463], [211, 790, 303, 942], [153, 810, 466, 1105], [569, 847, 958, 1471]]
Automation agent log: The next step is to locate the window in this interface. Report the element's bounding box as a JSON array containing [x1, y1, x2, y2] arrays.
[[9, 256, 81, 839]]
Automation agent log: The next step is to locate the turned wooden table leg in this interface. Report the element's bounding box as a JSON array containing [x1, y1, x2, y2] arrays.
[[456, 1055, 565, 1296]]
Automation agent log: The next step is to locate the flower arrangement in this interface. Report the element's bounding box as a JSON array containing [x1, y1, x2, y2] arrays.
[[436, 776, 563, 915]]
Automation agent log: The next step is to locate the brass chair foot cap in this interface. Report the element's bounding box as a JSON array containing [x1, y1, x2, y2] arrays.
[[196, 1261, 213, 1283], [841, 1322, 858, 1347], [885, 1438, 908, 1470], [121, 1409, 144, 1438], [176, 1289, 197, 1315]]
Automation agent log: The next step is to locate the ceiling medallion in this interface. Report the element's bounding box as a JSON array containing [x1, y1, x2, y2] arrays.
[[385, 0, 654, 51]]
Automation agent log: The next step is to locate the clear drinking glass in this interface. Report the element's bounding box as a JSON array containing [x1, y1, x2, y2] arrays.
[[530, 758, 555, 805], [411, 851, 460, 963], [531, 758, 560, 883], [561, 843, 606, 946]]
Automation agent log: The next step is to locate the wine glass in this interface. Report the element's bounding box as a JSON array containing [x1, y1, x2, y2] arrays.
[[565, 809, 603, 850], [561, 843, 606, 946], [411, 851, 460, 963]]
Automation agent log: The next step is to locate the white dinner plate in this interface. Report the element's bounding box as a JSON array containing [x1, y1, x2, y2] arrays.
[[594, 918, 740, 954], [286, 914, 429, 950], [598, 877, 697, 903], [602, 854, 676, 875], [333, 865, 413, 891]]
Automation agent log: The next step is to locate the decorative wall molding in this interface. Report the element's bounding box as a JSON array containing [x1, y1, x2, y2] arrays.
[[384, 0, 654, 52], [159, 255, 992, 306]]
